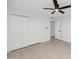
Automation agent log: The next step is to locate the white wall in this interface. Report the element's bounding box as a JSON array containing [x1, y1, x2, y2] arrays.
[[55, 16, 71, 43], [61, 16, 71, 42], [7, 14, 50, 52]]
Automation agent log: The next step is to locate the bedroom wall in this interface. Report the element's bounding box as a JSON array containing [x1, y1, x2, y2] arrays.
[[7, 14, 50, 52], [61, 16, 71, 42], [55, 16, 71, 43], [51, 15, 71, 43]]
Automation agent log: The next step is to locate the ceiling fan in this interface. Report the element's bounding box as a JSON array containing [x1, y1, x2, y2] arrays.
[[43, 0, 71, 14]]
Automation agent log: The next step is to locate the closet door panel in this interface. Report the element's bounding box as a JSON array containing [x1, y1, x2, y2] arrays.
[[7, 15, 30, 52], [30, 19, 50, 43]]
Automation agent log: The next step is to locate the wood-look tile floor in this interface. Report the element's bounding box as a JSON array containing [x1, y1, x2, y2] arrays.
[[7, 39, 71, 59]]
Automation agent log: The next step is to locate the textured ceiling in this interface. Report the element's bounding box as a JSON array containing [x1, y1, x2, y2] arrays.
[[8, 0, 71, 20]]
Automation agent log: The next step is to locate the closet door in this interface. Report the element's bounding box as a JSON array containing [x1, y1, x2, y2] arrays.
[[7, 15, 30, 52], [7, 15, 50, 52], [30, 19, 50, 43]]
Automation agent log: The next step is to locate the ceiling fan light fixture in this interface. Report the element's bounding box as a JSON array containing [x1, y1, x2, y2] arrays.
[[55, 9, 59, 12], [43, 0, 71, 14]]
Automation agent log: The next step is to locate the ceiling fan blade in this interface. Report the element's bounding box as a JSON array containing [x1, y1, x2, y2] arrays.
[[53, 0, 59, 8], [59, 10, 64, 14], [59, 5, 71, 9], [51, 11, 55, 14], [43, 8, 54, 10]]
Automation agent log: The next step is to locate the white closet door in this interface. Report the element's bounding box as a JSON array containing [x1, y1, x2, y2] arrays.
[[30, 19, 50, 43], [7, 15, 50, 52], [7, 15, 30, 52], [55, 20, 61, 40]]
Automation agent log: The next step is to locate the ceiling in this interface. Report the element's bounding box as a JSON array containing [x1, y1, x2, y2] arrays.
[[8, 0, 71, 20]]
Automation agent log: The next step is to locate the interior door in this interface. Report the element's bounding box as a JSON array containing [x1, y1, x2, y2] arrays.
[[55, 20, 61, 40]]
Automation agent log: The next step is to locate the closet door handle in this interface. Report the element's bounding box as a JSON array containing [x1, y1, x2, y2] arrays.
[[58, 30, 61, 32], [46, 26, 48, 30]]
